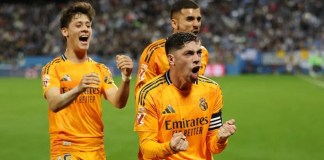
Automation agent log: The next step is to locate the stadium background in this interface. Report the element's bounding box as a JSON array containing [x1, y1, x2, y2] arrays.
[[0, 0, 324, 159]]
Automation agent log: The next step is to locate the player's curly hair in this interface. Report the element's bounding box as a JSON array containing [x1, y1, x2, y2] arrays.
[[165, 32, 200, 55], [60, 1, 95, 29]]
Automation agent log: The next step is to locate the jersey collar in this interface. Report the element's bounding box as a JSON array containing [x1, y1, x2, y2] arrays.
[[165, 70, 172, 85], [164, 70, 199, 85], [61, 54, 91, 62], [61, 54, 67, 61]]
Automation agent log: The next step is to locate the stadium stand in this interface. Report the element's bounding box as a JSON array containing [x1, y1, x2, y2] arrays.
[[0, 0, 323, 76]]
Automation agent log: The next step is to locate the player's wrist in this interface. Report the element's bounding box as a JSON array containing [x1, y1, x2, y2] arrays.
[[121, 73, 131, 82], [169, 142, 178, 153], [217, 138, 228, 146]]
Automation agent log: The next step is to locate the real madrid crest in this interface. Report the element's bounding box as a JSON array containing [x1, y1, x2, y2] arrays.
[[199, 98, 208, 111]]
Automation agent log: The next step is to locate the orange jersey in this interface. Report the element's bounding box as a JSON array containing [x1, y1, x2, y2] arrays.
[[135, 38, 208, 94], [42, 55, 116, 154], [51, 148, 106, 160], [134, 71, 225, 160]]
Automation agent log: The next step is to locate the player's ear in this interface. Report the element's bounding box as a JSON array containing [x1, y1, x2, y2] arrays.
[[61, 27, 68, 37], [171, 18, 178, 31], [168, 54, 175, 66]]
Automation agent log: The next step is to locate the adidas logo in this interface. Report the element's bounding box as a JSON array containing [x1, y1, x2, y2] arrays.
[[60, 74, 71, 81], [162, 105, 175, 114]]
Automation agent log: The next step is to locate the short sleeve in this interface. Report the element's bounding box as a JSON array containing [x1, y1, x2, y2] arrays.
[[41, 63, 60, 98]]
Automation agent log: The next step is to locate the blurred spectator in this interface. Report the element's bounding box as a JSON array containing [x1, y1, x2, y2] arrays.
[[308, 51, 323, 77], [0, 0, 323, 73], [24, 65, 39, 79]]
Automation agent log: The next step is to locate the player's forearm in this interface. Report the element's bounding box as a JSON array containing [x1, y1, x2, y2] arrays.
[[140, 139, 174, 159], [48, 86, 82, 112], [111, 80, 130, 109], [138, 132, 175, 159], [207, 134, 228, 154]]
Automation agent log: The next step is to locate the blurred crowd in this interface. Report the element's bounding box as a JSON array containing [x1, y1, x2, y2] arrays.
[[0, 0, 323, 67]]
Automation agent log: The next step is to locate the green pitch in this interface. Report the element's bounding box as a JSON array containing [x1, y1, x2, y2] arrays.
[[0, 75, 323, 160]]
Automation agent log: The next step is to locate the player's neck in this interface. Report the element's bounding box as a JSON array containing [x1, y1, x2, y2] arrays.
[[169, 70, 192, 91], [64, 49, 88, 63]]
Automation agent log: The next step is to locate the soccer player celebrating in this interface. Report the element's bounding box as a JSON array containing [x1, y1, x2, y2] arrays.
[[135, 0, 209, 94], [41, 2, 133, 160], [134, 32, 236, 160]]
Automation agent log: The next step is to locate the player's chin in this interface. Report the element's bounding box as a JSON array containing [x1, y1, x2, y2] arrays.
[[189, 73, 198, 82], [78, 44, 90, 50], [78, 40, 90, 46]]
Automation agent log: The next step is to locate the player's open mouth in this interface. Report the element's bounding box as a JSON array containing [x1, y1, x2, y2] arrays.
[[192, 30, 199, 35], [79, 35, 89, 42], [192, 66, 200, 73]]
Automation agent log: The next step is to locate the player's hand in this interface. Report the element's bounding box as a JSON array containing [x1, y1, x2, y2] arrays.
[[169, 132, 189, 152], [115, 55, 133, 77], [78, 72, 100, 92], [217, 119, 236, 143]]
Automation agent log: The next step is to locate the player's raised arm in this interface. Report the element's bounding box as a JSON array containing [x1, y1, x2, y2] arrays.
[[105, 54, 133, 109]]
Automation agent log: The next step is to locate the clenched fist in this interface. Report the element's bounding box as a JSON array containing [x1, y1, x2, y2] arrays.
[[115, 55, 133, 78], [169, 132, 189, 152], [217, 119, 236, 143]]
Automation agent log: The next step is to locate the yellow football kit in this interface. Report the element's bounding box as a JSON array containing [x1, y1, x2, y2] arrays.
[[134, 71, 226, 160], [135, 38, 209, 94], [42, 54, 116, 160]]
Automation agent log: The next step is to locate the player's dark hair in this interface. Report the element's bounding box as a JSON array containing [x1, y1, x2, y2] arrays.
[[165, 32, 200, 55], [60, 1, 95, 29], [170, 0, 199, 18]]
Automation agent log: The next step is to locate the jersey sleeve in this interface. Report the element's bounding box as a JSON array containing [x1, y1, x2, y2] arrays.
[[134, 89, 175, 159], [135, 46, 159, 94], [137, 132, 174, 159], [134, 89, 159, 132], [135, 40, 167, 94], [206, 84, 228, 153], [41, 62, 60, 97]]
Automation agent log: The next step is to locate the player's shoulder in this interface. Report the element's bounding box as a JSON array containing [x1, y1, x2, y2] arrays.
[[144, 38, 166, 53], [45, 56, 64, 66], [88, 58, 111, 72], [88, 57, 105, 67], [140, 38, 167, 62], [147, 38, 166, 47], [197, 75, 220, 88], [42, 56, 64, 73], [138, 74, 167, 95], [201, 45, 208, 52]]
